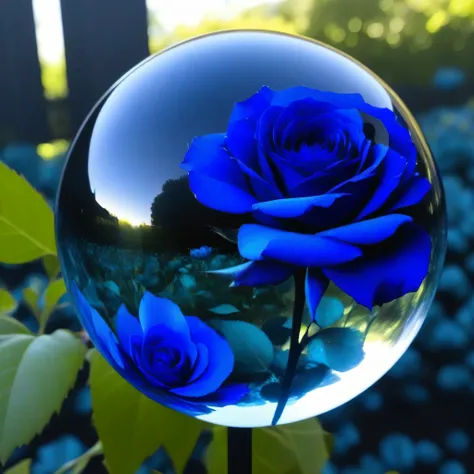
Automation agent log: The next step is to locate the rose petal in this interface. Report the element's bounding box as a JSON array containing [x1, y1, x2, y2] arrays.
[[233, 158, 282, 201], [360, 103, 417, 162], [70, 282, 126, 369], [318, 214, 413, 245], [356, 148, 406, 220], [210, 260, 295, 286], [268, 151, 305, 191], [181, 133, 226, 173], [238, 223, 362, 266], [388, 175, 431, 211], [271, 86, 365, 109], [252, 193, 347, 219], [188, 171, 258, 214], [277, 98, 337, 150], [198, 383, 249, 406], [116, 304, 143, 354], [139, 292, 190, 337], [229, 85, 274, 124], [323, 223, 431, 309], [189, 343, 209, 383], [182, 133, 256, 213], [171, 317, 234, 397], [226, 118, 258, 167], [288, 170, 342, 198], [305, 268, 329, 322], [257, 106, 284, 156]]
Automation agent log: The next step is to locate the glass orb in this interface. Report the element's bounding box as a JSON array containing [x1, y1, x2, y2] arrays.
[[55, 30, 446, 427]]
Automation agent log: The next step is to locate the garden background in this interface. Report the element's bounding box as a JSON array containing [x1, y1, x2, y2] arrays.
[[1, 0, 473, 473]]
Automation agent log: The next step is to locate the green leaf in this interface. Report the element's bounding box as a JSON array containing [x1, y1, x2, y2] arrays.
[[206, 419, 332, 474], [0, 316, 33, 335], [0, 289, 17, 315], [4, 459, 31, 474], [43, 255, 61, 279], [0, 330, 87, 463], [205, 427, 227, 474], [39, 279, 67, 331], [22, 288, 40, 320], [0, 162, 56, 264], [89, 351, 204, 474]]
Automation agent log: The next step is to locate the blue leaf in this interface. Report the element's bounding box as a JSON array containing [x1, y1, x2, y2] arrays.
[[209, 304, 240, 315], [315, 296, 345, 328], [307, 327, 364, 372], [211, 320, 274, 374]]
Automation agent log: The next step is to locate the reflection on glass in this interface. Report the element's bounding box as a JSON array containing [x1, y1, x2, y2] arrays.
[[55, 30, 446, 427]]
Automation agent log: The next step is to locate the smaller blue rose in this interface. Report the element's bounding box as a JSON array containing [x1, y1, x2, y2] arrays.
[[71, 283, 246, 416]]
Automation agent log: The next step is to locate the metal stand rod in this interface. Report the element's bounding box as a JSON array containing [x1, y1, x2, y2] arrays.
[[228, 427, 252, 474]]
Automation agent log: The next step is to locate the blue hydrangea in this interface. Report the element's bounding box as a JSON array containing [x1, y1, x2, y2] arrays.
[[439, 460, 467, 474], [379, 433, 416, 471], [445, 429, 470, 455], [321, 461, 339, 474], [432, 67, 466, 90], [436, 365, 471, 391], [438, 265, 471, 299], [465, 253, 474, 274], [416, 439, 443, 465], [388, 348, 422, 378], [402, 384, 430, 404], [360, 391, 383, 411], [31, 435, 86, 474], [429, 318, 469, 351], [447, 227, 468, 254], [359, 454, 384, 474], [73, 387, 92, 415], [334, 423, 361, 456], [189, 246, 213, 259]]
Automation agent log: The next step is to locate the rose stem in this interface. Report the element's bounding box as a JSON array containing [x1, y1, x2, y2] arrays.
[[228, 427, 252, 474], [271, 269, 307, 425]]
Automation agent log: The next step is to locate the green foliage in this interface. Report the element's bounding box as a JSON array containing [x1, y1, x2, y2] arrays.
[[0, 316, 33, 336], [89, 351, 204, 474], [0, 163, 56, 264], [302, 0, 474, 86], [0, 330, 87, 463], [39, 279, 67, 332], [22, 287, 40, 320], [148, 6, 299, 54], [0, 289, 16, 315], [40, 59, 68, 100], [206, 419, 332, 474], [43, 255, 61, 279], [4, 459, 32, 474]]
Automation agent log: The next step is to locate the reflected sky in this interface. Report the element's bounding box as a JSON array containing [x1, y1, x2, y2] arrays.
[[87, 31, 393, 225]]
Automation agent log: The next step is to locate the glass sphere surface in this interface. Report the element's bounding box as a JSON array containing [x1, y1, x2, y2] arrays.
[[56, 30, 446, 427]]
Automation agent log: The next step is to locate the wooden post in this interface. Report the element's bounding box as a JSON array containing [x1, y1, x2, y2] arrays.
[[60, 0, 149, 131], [0, 0, 49, 145]]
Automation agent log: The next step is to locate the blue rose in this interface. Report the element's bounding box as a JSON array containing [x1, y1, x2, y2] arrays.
[[181, 86, 432, 316], [71, 283, 247, 416]]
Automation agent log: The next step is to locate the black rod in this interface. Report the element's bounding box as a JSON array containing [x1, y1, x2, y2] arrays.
[[228, 427, 252, 474]]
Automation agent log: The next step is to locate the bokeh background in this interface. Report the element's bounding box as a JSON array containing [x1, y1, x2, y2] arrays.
[[0, 0, 473, 473]]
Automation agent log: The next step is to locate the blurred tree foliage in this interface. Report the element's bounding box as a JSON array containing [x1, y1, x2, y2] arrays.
[[148, 0, 474, 87], [148, 4, 299, 53], [39, 0, 474, 101], [300, 0, 474, 86]]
